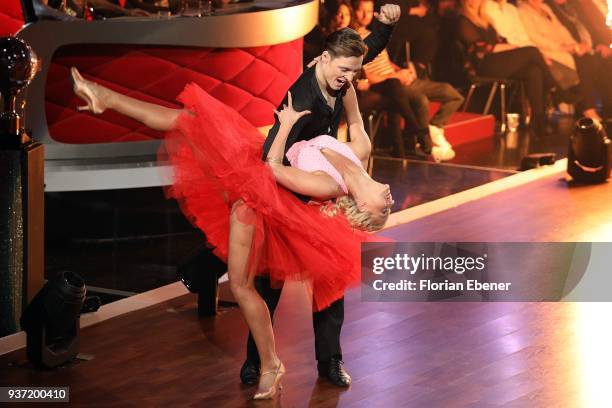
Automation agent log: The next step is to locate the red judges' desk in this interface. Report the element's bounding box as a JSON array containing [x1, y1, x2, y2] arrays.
[[9, 0, 317, 191]]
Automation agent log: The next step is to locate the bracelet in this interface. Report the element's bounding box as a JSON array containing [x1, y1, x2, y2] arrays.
[[265, 157, 283, 164]]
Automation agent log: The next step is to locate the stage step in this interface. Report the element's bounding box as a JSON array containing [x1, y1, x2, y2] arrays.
[[430, 102, 495, 147]]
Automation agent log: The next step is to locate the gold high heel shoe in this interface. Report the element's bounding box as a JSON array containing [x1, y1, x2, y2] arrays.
[[70, 67, 107, 114], [253, 361, 285, 400]]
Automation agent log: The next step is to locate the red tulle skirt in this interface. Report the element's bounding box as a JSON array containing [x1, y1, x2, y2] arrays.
[[163, 83, 382, 311]]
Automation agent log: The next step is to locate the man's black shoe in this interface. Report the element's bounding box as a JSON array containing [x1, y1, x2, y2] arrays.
[[240, 359, 260, 385], [317, 357, 351, 387]]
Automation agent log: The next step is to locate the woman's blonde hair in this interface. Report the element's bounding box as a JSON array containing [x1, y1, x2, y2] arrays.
[[321, 196, 388, 232]]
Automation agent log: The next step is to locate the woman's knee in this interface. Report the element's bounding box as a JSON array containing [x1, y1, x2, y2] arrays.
[[414, 92, 430, 109], [386, 78, 407, 98], [230, 199, 256, 226], [525, 46, 547, 65], [443, 83, 464, 102], [385, 78, 402, 88], [520, 46, 540, 58], [525, 65, 543, 82], [229, 277, 254, 300]]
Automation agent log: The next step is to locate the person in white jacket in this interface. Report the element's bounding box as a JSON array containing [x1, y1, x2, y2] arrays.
[[483, 0, 533, 47], [518, 0, 601, 120]]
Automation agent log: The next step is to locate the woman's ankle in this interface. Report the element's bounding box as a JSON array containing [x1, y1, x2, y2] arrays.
[[96, 84, 114, 110], [260, 356, 281, 372]]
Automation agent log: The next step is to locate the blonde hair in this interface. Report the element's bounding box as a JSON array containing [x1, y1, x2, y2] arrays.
[[321, 196, 388, 232], [462, 0, 491, 29]]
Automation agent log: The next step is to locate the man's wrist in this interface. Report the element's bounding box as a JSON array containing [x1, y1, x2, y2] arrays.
[[372, 17, 395, 31]]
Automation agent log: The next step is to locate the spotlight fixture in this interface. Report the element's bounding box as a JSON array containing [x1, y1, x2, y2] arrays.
[[20, 271, 86, 368], [567, 118, 611, 183]]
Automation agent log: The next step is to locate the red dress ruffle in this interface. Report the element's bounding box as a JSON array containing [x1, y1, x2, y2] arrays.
[[163, 83, 383, 311]]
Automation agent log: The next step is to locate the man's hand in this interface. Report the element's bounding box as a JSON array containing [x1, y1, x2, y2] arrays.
[[374, 4, 401, 25], [306, 54, 322, 69], [595, 44, 612, 59], [395, 68, 416, 86], [356, 79, 370, 92], [571, 42, 591, 56], [492, 43, 518, 53]]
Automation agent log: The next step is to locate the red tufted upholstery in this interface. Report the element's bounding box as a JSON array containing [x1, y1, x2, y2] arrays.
[[0, 0, 24, 36], [47, 40, 303, 143]]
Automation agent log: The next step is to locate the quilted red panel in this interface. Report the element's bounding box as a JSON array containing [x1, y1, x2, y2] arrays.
[[47, 40, 303, 143], [0, 0, 24, 36]]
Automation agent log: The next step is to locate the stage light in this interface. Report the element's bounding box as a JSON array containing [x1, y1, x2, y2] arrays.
[[567, 118, 611, 183], [19, 271, 86, 369], [519, 153, 556, 171]]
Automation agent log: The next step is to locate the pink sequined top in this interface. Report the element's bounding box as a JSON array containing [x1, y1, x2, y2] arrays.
[[286, 135, 363, 194]]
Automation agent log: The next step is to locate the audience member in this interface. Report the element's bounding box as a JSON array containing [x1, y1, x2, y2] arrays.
[[484, 0, 580, 93], [375, 0, 441, 74], [546, 0, 612, 118], [518, 0, 607, 120], [354, 0, 462, 160], [458, 0, 555, 130], [574, 0, 610, 56], [303, 0, 354, 66]]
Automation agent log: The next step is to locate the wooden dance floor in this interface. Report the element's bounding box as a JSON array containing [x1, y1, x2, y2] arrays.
[[2, 165, 612, 407]]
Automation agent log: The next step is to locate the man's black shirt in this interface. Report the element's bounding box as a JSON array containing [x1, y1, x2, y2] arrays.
[[261, 19, 394, 201], [262, 19, 394, 162]]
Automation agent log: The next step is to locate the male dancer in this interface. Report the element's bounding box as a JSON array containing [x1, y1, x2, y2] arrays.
[[240, 4, 400, 387]]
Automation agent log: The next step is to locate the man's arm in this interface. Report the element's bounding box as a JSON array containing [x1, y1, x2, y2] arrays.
[[342, 83, 371, 165], [362, 4, 401, 64]]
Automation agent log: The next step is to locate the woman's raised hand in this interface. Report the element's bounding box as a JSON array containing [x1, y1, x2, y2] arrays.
[[274, 91, 311, 127]]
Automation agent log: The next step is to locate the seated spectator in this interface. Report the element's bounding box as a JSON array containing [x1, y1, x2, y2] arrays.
[[354, 0, 462, 160], [374, 0, 441, 74], [484, 0, 579, 96], [458, 0, 555, 130], [518, 0, 608, 120], [546, 0, 612, 118], [573, 0, 611, 59], [483, 0, 532, 47], [329, 0, 354, 33], [303, 0, 354, 67]]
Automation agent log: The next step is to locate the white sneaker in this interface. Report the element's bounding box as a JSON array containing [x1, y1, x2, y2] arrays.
[[431, 145, 456, 162], [429, 125, 455, 162]]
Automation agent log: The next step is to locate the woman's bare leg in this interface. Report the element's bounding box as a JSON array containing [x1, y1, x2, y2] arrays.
[[73, 66, 284, 394], [105, 88, 184, 131], [228, 200, 283, 394], [71, 67, 184, 131]]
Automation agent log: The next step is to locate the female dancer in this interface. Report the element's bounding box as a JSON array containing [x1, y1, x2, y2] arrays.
[[70, 67, 393, 399]]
